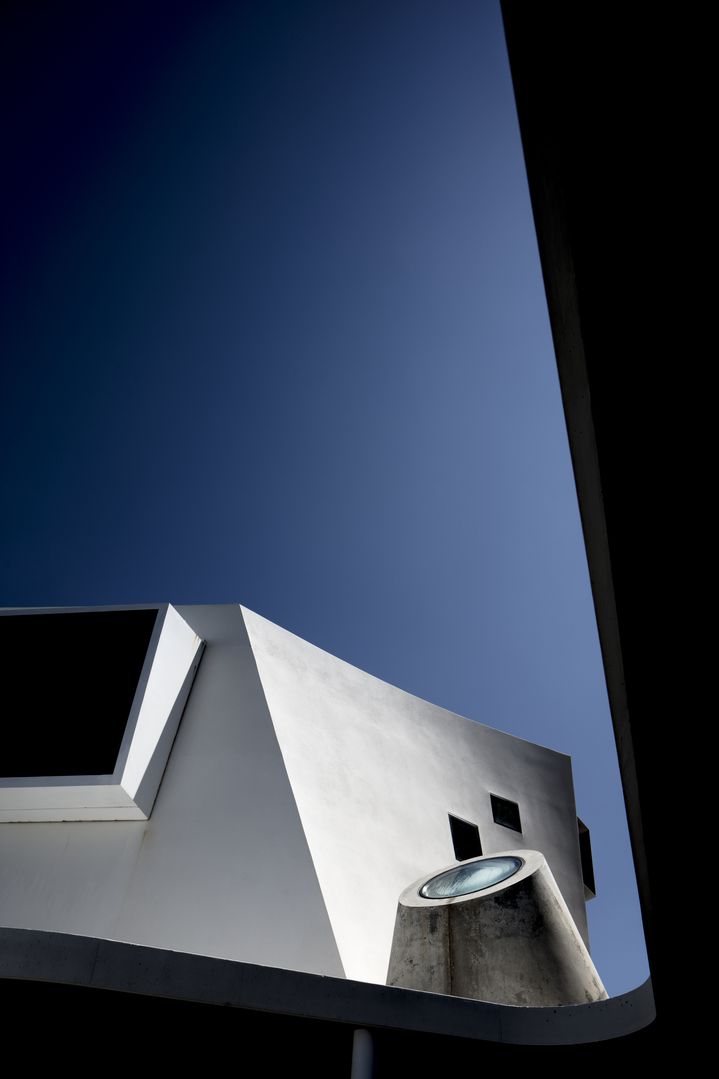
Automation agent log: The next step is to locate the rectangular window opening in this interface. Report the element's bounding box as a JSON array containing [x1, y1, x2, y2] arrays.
[[448, 814, 483, 861], [0, 608, 159, 778], [490, 793, 522, 833], [577, 817, 596, 899]]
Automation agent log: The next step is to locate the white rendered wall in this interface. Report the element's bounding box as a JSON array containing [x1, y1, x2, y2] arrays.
[[0, 606, 344, 977], [242, 606, 589, 984], [0, 603, 587, 986]]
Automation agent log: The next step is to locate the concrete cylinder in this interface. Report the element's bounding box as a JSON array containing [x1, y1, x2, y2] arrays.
[[386, 850, 607, 1007]]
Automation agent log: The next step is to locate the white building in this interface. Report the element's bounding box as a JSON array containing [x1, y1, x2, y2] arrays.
[[0, 602, 594, 989]]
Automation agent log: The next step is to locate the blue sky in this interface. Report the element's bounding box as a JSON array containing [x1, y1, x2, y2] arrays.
[[0, 0, 647, 995]]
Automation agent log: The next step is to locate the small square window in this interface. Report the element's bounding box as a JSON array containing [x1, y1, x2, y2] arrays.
[[448, 814, 483, 861], [490, 794, 522, 833]]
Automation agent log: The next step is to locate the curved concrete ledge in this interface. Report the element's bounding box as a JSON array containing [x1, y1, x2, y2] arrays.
[[0, 927, 654, 1046]]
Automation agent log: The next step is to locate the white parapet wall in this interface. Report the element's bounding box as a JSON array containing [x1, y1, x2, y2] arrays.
[[0, 603, 591, 987]]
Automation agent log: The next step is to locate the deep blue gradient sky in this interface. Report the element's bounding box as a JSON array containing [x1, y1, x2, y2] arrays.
[[0, 1, 648, 994]]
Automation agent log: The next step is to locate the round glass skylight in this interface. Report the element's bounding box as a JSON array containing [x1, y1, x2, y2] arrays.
[[419, 856, 523, 900]]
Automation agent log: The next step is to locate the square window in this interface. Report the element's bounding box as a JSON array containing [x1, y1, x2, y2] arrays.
[[490, 793, 522, 833]]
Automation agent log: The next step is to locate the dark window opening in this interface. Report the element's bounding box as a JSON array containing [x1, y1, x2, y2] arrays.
[[448, 814, 483, 861], [490, 794, 522, 833], [0, 608, 159, 777], [577, 818, 596, 899]]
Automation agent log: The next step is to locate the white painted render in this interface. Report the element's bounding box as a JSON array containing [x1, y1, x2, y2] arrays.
[[0, 603, 589, 987], [242, 606, 588, 983], [119, 604, 203, 806]]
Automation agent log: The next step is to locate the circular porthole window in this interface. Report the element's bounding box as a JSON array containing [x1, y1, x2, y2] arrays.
[[419, 856, 523, 899]]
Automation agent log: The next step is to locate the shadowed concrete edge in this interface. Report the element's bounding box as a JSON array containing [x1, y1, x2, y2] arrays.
[[0, 927, 654, 1046]]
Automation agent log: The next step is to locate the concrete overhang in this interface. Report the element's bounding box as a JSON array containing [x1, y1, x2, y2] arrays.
[[0, 926, 654, 1048]]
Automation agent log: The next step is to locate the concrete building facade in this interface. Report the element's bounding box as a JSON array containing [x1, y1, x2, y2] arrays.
[[0, 602, 593, 990]]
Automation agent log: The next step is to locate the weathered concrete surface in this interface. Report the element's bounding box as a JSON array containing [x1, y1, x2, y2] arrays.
[[387, 851, 607, 1006]]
